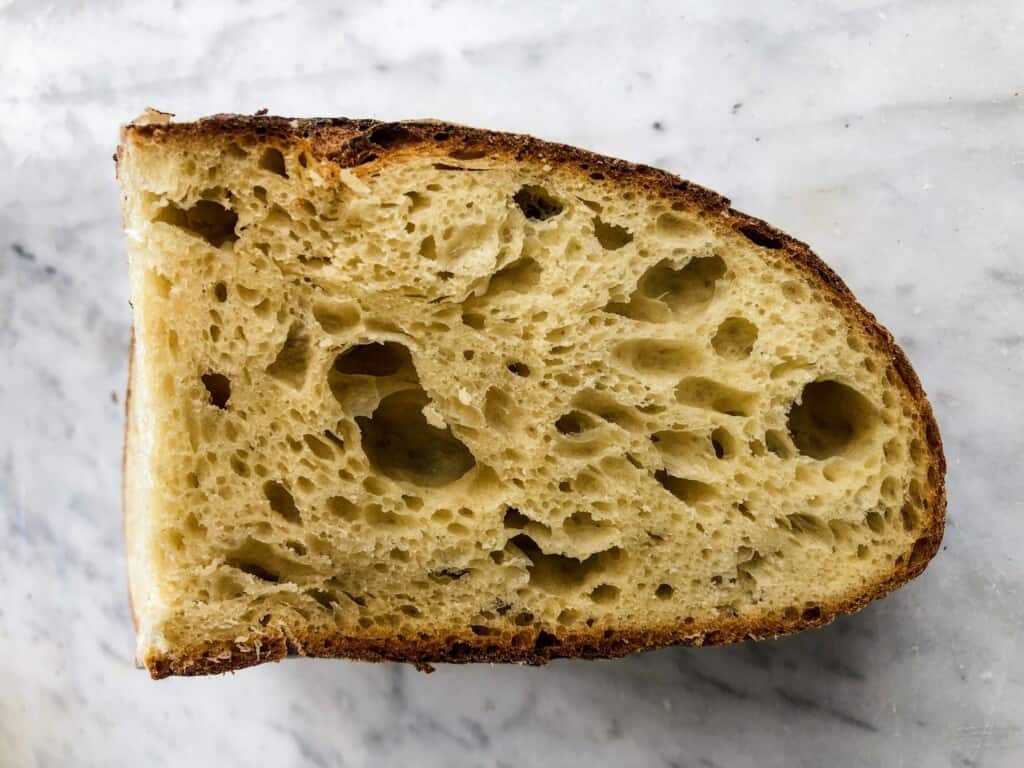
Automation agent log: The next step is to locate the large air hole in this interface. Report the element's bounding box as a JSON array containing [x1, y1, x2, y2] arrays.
[[555, 410, 597, 436], [562, 510, 618, 548], [461, 311, 485, 330], [654, 470, 715, 505], [590, 584, 620, 604], [503, 507, 531, 529], [225, 538, 314, 584], [484, 387, 522, 431], [655, 212, 702, 239], [357, 389, 476, 487], [267, 324, 311, 388], [481, 257, 542, 295], [154, 200, 238, 247], [712, 317, 758, 360], [303, 434, 334, 460], [593, 217, 633, 250], [326, 496, 359, 521], [783, 513, 832, 545], [201, 373, 231, 409], [675, 377, 756, 416], [334, 342, 412, 377], [764, 429, 793, 458], [313, 301, 360, 334], [419, 235, 437, 260], [640, 256, 726, 310], [604, 255, 726, 322], [652, 429, 715, 462], [509, 534, 621, 593], [787, 380, 878, 459], [263, 481, 301, 524], [612, 339, 700, 380], [259, 147, 287, 176], [514, 185, 563, 220], [571, 390, 643, 432], [710, 427, 737, 458], [405, 191, 430, 213], [436, 220, 499, 267]]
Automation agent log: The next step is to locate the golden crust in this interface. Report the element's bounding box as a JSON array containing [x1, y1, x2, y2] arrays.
[[119, 114, 946, 679]]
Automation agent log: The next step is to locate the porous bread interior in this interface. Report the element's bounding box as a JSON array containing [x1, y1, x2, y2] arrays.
[[120, 131, 934, 661]]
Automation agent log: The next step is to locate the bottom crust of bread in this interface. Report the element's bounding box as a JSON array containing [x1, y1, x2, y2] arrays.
[[145, 530, 940, 678]]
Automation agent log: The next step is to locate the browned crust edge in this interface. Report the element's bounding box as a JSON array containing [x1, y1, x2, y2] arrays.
[[120, 114, 947, 679]]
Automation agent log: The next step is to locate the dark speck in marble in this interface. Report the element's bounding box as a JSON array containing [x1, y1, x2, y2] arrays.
[[12, 242, 36, 261], [97, 639, 122, 662], [987, 267, 1024, 287], [731, 102, 743, 114], [823, 658, 867, 682], [498, 686, 538, 731], [743, 642, 775, 670], [288, 729, 333, 768], [652, 121, 664, 131], [110, 390, 118, 404], [775, 687, 878, 732], [685, 667, 750, 700], [410, 712, 481, 751], [459, 717, 490, 749], [388, 664, 407, 714]]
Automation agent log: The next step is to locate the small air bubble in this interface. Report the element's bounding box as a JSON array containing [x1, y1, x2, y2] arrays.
[[259, 147, 287, 176]]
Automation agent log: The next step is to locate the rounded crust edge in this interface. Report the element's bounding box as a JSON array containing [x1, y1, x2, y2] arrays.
[[119, 113, 947, 679]]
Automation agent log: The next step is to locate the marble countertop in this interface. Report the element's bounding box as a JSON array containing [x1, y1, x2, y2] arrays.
[[2, 1, 1022, 766]]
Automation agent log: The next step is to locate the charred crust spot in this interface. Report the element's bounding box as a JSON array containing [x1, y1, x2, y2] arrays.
[[736, 221, 784, 249], [534, 631, 561, 651], [368, 123, 415, 148]]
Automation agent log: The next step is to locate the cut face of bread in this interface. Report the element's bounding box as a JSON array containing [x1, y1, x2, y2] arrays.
[[117, 114, 945, 678]]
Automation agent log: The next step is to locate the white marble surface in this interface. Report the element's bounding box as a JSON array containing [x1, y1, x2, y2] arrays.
[[1, 1, 1022, 765]]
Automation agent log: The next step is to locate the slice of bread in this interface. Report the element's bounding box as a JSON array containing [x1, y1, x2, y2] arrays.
[[117, 112, 945, 678]]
